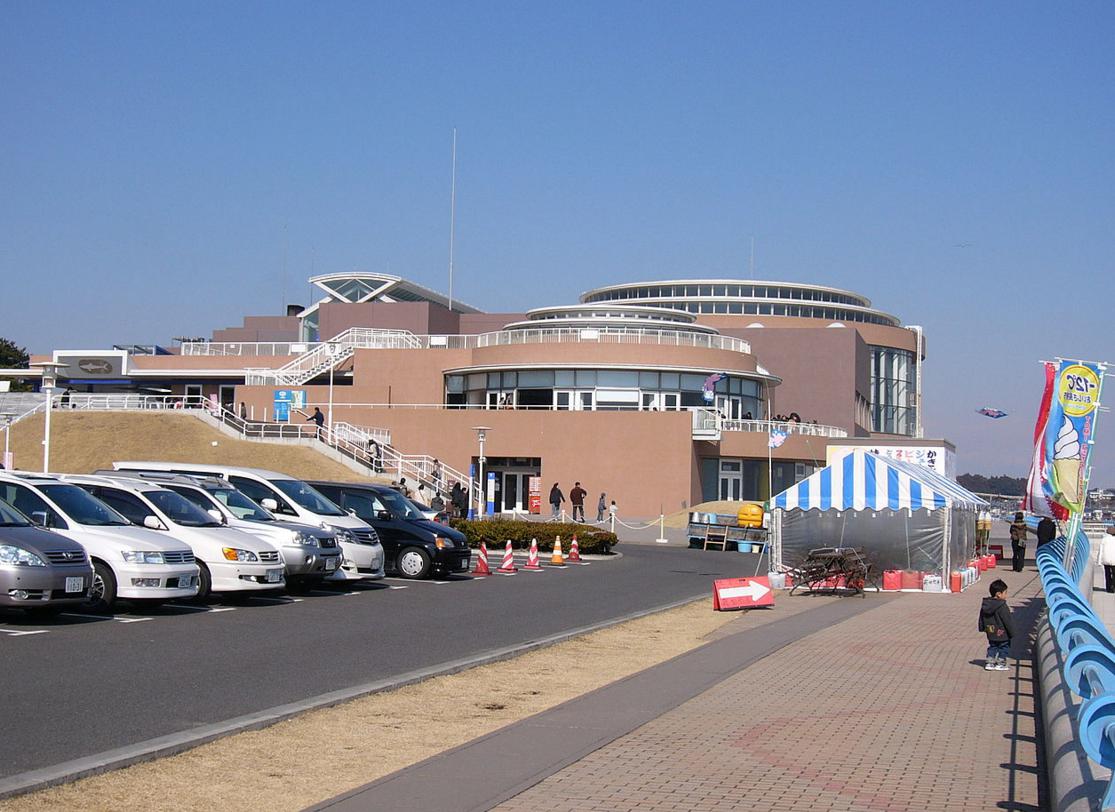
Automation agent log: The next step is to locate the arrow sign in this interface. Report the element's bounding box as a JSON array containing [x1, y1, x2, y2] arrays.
[[713, 576, 774, 610]]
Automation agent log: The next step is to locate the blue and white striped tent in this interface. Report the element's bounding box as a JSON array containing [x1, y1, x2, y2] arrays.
[[772, 449, 986, 513]]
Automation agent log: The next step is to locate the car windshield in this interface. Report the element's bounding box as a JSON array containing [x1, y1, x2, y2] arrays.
[[211, 488, 275, 522], [271, 480, 344, 516], [0, 499, 30, 527], [376, 488, 424, 521], [144, 489, 222, 527], [39, 484, 130, 526]]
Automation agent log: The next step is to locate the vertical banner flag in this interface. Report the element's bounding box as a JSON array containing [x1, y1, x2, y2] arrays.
[[1024, 360, 1105, 518]]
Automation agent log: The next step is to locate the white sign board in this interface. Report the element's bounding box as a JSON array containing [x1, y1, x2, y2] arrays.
[[827, 444, 957, 480]]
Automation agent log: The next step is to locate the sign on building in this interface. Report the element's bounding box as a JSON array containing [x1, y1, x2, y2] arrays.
[[826, 443, 957, 479]]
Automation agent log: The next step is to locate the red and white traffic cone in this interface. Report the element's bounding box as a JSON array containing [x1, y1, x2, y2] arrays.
[[550, 536, 566, 567], [524, 538, 544, 571], [497, 540, 517, 574], [473, 542, 491, 576], [568, 534, 585, 564]]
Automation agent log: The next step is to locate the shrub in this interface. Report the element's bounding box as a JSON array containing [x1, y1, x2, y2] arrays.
[[448, 518, 617, 555]]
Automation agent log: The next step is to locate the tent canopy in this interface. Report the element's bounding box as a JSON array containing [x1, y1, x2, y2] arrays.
[[772, 449, 987, 513]]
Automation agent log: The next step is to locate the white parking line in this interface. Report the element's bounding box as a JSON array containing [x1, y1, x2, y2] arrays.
[[0, 629, 49, 637], [388, 585, 407, 590], [207, 607, 237, 613], [115, 617, 153, 624], [60, 613, 153, 624]]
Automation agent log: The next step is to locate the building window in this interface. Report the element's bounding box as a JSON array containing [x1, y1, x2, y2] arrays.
[[870, 346, 917, 436]]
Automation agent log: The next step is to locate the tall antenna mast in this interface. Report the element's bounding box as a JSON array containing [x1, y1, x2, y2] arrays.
[[447, 128, 457, 312], [281, 223, 289, 312], [749, 236, 755, 276]]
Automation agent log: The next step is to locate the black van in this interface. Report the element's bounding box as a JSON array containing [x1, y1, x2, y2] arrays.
[[310, 482, 470, 579]]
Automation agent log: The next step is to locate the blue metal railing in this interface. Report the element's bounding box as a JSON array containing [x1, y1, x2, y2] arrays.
[[1038, 530, 1115, 808]]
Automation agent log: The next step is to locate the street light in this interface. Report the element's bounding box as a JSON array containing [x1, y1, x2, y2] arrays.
[[29, 361, 68, 473], [1, 413, 13, 469], [472, 426, 491, 519], [326, 340, 339, 433]]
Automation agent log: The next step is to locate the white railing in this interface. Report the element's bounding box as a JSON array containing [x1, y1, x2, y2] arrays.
[[331, 421, 391, 447], [187, 326, 751, 362], [721, 419, 848, 439]]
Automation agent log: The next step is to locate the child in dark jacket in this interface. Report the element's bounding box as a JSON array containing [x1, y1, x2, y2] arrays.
[[979, 579, 1015, 671]]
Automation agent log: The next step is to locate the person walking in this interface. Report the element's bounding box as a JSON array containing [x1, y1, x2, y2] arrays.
[[978, 578, 1015, 671], [596, 492, 607, 522], [451, 481, 466, 518], [570, 481, 587, 522], [1009, 512, 1027, 572], [549, 483, 565, 519], [1100, 527, 1115, 593], [1036, 515, 1056, 548], [432, 459, 444, 492], [306, 407, 325, 439]]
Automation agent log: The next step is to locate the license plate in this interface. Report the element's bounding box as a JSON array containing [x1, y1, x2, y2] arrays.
[[65, 576, 84, 593], [325, 557, 338, 571], [176, 576, 193, 589], [458, 558, 470, 571], [266, 569, 283, 583]]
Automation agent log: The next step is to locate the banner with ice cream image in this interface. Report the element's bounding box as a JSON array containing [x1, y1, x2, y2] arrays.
[[1025, 360, 1104, 518]]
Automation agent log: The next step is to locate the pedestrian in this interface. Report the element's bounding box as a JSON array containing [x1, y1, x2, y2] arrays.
[[549, 482, 565, 519], [1009, 512, 1027, 572], [1100, 527, 1115, 593], [367, 439, 381, 472], [609, 500, 617, 522], [1036, 515, 1056, 547], [239, 401, 247, 420], [432, 458, 443, 491], [597, 492, 607, 522], [979, 578, 1015, 671], [570, 481, 587, 522], [417, 481, 427, 503], [450, 481, 466, 518], [430, 491, 446, 513], [398, 477, 411, 499], [306, 407, 325, 439]]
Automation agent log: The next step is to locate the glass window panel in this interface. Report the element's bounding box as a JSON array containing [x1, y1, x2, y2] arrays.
[[754, 286, 766, 297], [680, 374, 706, 391], [502, 371, 517, 387], [744, 303, 758, 314], [445, 375, 465, 393], [660, 372, 680, 388], [487, 372, 501, 388], [700, 285, 713, 296], [575, 370, 596, 386], [740, 379, 759, 396], [639, 371, 659, 388], [714, 302, 727, 313], [554, 370, 575, 386], [759, 304, 772, 315], [729, 377, 741, 394], [517, 370, 553, 387], [597, 370, 638, 387], [728, 302, 742, 313], [468, 373, 486, 390]]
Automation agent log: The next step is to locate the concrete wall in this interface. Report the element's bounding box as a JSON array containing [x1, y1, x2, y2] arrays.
[[212, 316, 300, 343]]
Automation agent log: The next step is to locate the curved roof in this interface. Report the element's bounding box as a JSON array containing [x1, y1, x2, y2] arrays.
[[303, 272, 483, 314], [503, 304, 717, 334]]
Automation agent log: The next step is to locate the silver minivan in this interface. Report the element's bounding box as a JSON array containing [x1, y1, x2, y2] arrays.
[[0, 498, 94, 616]]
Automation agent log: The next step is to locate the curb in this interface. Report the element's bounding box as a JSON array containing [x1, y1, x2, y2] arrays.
[[0, 591, 703, 801]]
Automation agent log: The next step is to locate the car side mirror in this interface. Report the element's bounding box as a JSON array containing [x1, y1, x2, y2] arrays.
[[207, 509, 226, 524], [30, 510, 49, 528], [143, 515, 166, 531], [376, 510, 392, 521], [260, 498, 279, 511]]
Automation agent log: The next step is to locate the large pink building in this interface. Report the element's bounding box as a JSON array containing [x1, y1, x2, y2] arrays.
[[25, 273, 928, 516]]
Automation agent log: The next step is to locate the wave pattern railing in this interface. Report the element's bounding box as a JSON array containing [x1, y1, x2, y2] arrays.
[[1037, 530, 1115, 808]]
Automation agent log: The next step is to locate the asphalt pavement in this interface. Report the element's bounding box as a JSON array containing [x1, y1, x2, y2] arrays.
[[0, 544, 762, 785]]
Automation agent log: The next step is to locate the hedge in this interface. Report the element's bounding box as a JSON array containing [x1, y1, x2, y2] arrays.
[[448, 518, 618, 555]]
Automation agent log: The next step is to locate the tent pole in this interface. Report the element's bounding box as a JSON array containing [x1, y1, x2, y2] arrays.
[[943, 507, 952, 590]]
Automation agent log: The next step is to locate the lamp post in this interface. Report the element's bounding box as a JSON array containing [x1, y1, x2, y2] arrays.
[[29, 361, 68, 473], [327, 341, 336, 434], [2, 414, 13, 469], [472, 426, 490, 518]]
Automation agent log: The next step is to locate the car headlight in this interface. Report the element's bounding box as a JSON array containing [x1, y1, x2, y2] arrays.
[[122, 550, 166, 564], [332, 528, 355, 544], [0, 545, 47, 567], [434, 536, 455, 549], [222, 547, 259, 562], [289, 530, 319, 547]]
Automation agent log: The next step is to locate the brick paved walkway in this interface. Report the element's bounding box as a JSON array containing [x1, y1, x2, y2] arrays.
[[496, 566, 1046, 812]]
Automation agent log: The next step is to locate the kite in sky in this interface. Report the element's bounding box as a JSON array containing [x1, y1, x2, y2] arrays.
[[977, 407, 1008, 419]]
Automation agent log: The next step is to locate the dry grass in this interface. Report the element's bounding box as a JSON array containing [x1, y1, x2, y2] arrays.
[[6, 412, 372, 481], [1, 594, 830, 812]]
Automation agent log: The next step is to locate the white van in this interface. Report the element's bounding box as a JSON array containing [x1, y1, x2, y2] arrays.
[[63, 475, 285, 599], [94, 471, 343, 590], [112, 462, 385, 581], [0, 472, 199, 611]]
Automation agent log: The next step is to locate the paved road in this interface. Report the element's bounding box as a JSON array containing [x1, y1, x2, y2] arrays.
[[0, 545, 761, 781]]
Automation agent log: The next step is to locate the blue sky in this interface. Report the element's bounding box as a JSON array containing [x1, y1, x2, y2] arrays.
[[1, 2, 1113, 482]]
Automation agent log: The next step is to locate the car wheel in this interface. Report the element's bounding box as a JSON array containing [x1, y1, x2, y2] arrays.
[[195, 562, 212, 601], [83, 561, 117, 613], [396, 547, 432, 579]]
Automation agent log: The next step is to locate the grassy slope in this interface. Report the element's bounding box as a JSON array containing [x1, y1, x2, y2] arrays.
[[6, 412, 371, 481]]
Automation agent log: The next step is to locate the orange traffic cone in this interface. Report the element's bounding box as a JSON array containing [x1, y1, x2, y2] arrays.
[[524, 538, 544, 571], [497, 540, 517, 574], [473, 542, 491, 576], [568, 535, 585, 564], [550, 536, 566, 566]]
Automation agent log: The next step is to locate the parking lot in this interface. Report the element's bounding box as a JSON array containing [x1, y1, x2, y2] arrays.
[[0, 543, 762, 787]]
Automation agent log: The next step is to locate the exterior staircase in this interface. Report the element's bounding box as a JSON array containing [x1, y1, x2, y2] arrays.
[[244, 328, 422, 386]]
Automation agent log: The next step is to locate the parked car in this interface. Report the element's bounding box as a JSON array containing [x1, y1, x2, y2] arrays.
[[0, 472, 198, 611], [63, 475, 285, 600], [0, 496, 94, 616], [93, 470, 343, 590], [310, 481, 470, 579], [112, 462, 385, 581]]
